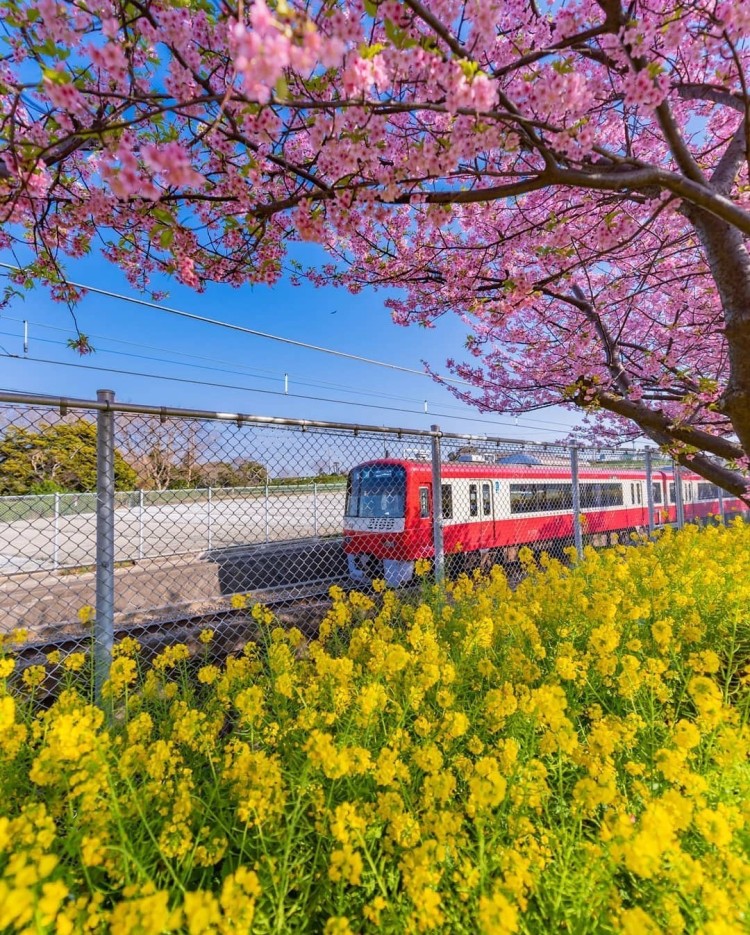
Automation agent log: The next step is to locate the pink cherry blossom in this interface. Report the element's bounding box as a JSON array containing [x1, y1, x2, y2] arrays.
[[0, 0, 749, 496]]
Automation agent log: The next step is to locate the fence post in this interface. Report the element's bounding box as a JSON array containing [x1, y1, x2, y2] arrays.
[[95, 389, 116, 707], [717, 485, 726, 525], [53, 492, 60, 570], [137, 489, 144, 560], [313, 482, 318, 538], [570, 446, 583, 560], [673, 462, 685, 529], [430, 424, 445, 584], [264, 481, 269, 543], [207, 486, 213, 552], [645, 449, 655, 535]]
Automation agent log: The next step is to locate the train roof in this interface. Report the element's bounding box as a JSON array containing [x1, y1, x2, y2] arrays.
[[350, 458, 697, 481]]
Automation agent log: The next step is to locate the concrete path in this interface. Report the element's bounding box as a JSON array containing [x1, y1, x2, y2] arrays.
[[0, 490, 347, 572]]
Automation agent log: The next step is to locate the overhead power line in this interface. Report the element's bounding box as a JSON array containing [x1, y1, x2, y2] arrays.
[[0, 321, 571, 430], [0, 261, 475, 388], [0, 353, 564, 436]]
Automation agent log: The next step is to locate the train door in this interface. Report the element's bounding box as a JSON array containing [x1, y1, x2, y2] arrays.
[[654, 472, 670, 524], [418, 483, 432, 556], [480, 480, 494, 551], [469, 478, 497, 570]]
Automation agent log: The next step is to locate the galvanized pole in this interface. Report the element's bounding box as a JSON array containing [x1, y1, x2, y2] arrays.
[[95, 389, 116, 707], [673, 462, 685, 529], [137, 489, 144, 560], [207, 486, 213, 551], [313, 482, 318, 538], [570, 446, 583, 560], [430, 425, 445, 584], [645, 449, 655, 535], [53, 492, 60, 570], [264, 480, 269, 543], [717, 485, 726, 525]]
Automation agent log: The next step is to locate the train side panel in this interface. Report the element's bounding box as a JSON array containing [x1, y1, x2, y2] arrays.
[[343, 459, 745, 586]]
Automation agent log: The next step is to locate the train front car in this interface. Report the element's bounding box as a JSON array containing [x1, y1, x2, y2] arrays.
[[343, 460, 425, 587]]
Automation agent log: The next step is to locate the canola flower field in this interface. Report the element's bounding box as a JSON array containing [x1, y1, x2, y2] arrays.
[[2, 523, 750, 934]]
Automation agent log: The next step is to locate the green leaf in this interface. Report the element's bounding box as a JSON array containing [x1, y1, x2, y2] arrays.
[[458, 59, 480, 80], [364, 0, 378, 16], [158, 228, 175, 249], [551, 59, 574, 75], [384, 18, 417, 49], [359, 42, 386, 60], [151, 207, 174, 226], [41, 66, 69, 86], [274, 74, 289, 102]]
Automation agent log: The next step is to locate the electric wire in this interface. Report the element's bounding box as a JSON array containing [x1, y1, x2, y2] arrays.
[[0, 352, 565, 436], [0, 317, 571, 430], [0, 260, 477, 387]]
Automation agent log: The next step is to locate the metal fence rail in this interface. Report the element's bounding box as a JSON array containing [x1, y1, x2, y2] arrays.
[[0, 388, 740, 702], [0, 481, 346, 570]]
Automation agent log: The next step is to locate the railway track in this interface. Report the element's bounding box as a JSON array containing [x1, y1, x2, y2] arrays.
[[10, 575, 349, 668]]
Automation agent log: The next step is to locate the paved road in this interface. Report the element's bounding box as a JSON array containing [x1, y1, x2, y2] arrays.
[[0, 490, 347, 573], [0, 536, 348, 635]]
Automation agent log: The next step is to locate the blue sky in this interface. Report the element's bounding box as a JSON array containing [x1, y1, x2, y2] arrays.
[[0, 244, 578, 441]]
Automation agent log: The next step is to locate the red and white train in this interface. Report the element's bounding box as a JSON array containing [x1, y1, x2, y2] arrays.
[[343, 458, 746, 587]]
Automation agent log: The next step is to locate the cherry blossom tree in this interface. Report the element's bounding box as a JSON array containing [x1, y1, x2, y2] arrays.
[[1, 0, 750, 493]]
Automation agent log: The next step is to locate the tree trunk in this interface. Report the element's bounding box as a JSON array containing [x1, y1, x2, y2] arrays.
[[688, 208, 750, 456]]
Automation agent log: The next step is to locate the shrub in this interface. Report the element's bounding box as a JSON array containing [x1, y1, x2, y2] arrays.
[[1, 523, 750, 933]]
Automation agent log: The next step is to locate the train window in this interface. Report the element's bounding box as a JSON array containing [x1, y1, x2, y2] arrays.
[[697, 482, 719, 501], [482, 483, 491, 516], [419, 486, 430, 518], [441, 484, 453, 519], [469, 484, 478, 517], [652, 483, 662, 504], [630, 483, 635, 504], [510, 483, 573, 514], [636, 484, 642, 505], [579, 483, 624, 508], [669, 483, 676, 503], [345, 465, 406, 518]]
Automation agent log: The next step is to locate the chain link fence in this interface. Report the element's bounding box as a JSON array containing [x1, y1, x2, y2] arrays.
[[0, 389, 743, 700]]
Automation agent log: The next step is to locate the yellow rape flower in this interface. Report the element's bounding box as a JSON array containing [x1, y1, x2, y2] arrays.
[[414, 558, 432, 576], [328, 843, 363, 886], [21, 664, 45, 690], [77, 605, 95, 625], [478, 888, 518, 934], [182, 891, 221, 934], [324, 918, 355, 935]]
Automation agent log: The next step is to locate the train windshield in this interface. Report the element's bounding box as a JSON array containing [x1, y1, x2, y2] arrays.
[[346, 465, 406, 518]]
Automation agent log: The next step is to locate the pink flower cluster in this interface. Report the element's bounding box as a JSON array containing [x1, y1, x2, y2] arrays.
[[142, 143, 205, 190], [230, 0, 343, 104], [86, 41, 128, 82], [622, 68, 669, 110], [342, 54, 390, 97], [445, 72, 498, 113], [43, 78, 87, 117], [524, 68, 588, 120], [101, 147, 158, 201]]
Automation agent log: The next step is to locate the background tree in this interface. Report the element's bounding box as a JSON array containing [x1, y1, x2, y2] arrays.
[[115, 414, 268, 488], [118, 417, 210, 490], [0, 421, 137, 494], [2, 1, 750, 492], [202, 460, 268, 488]]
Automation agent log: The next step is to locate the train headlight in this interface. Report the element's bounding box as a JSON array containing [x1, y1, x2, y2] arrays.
[[383, 539, 397, 549]]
